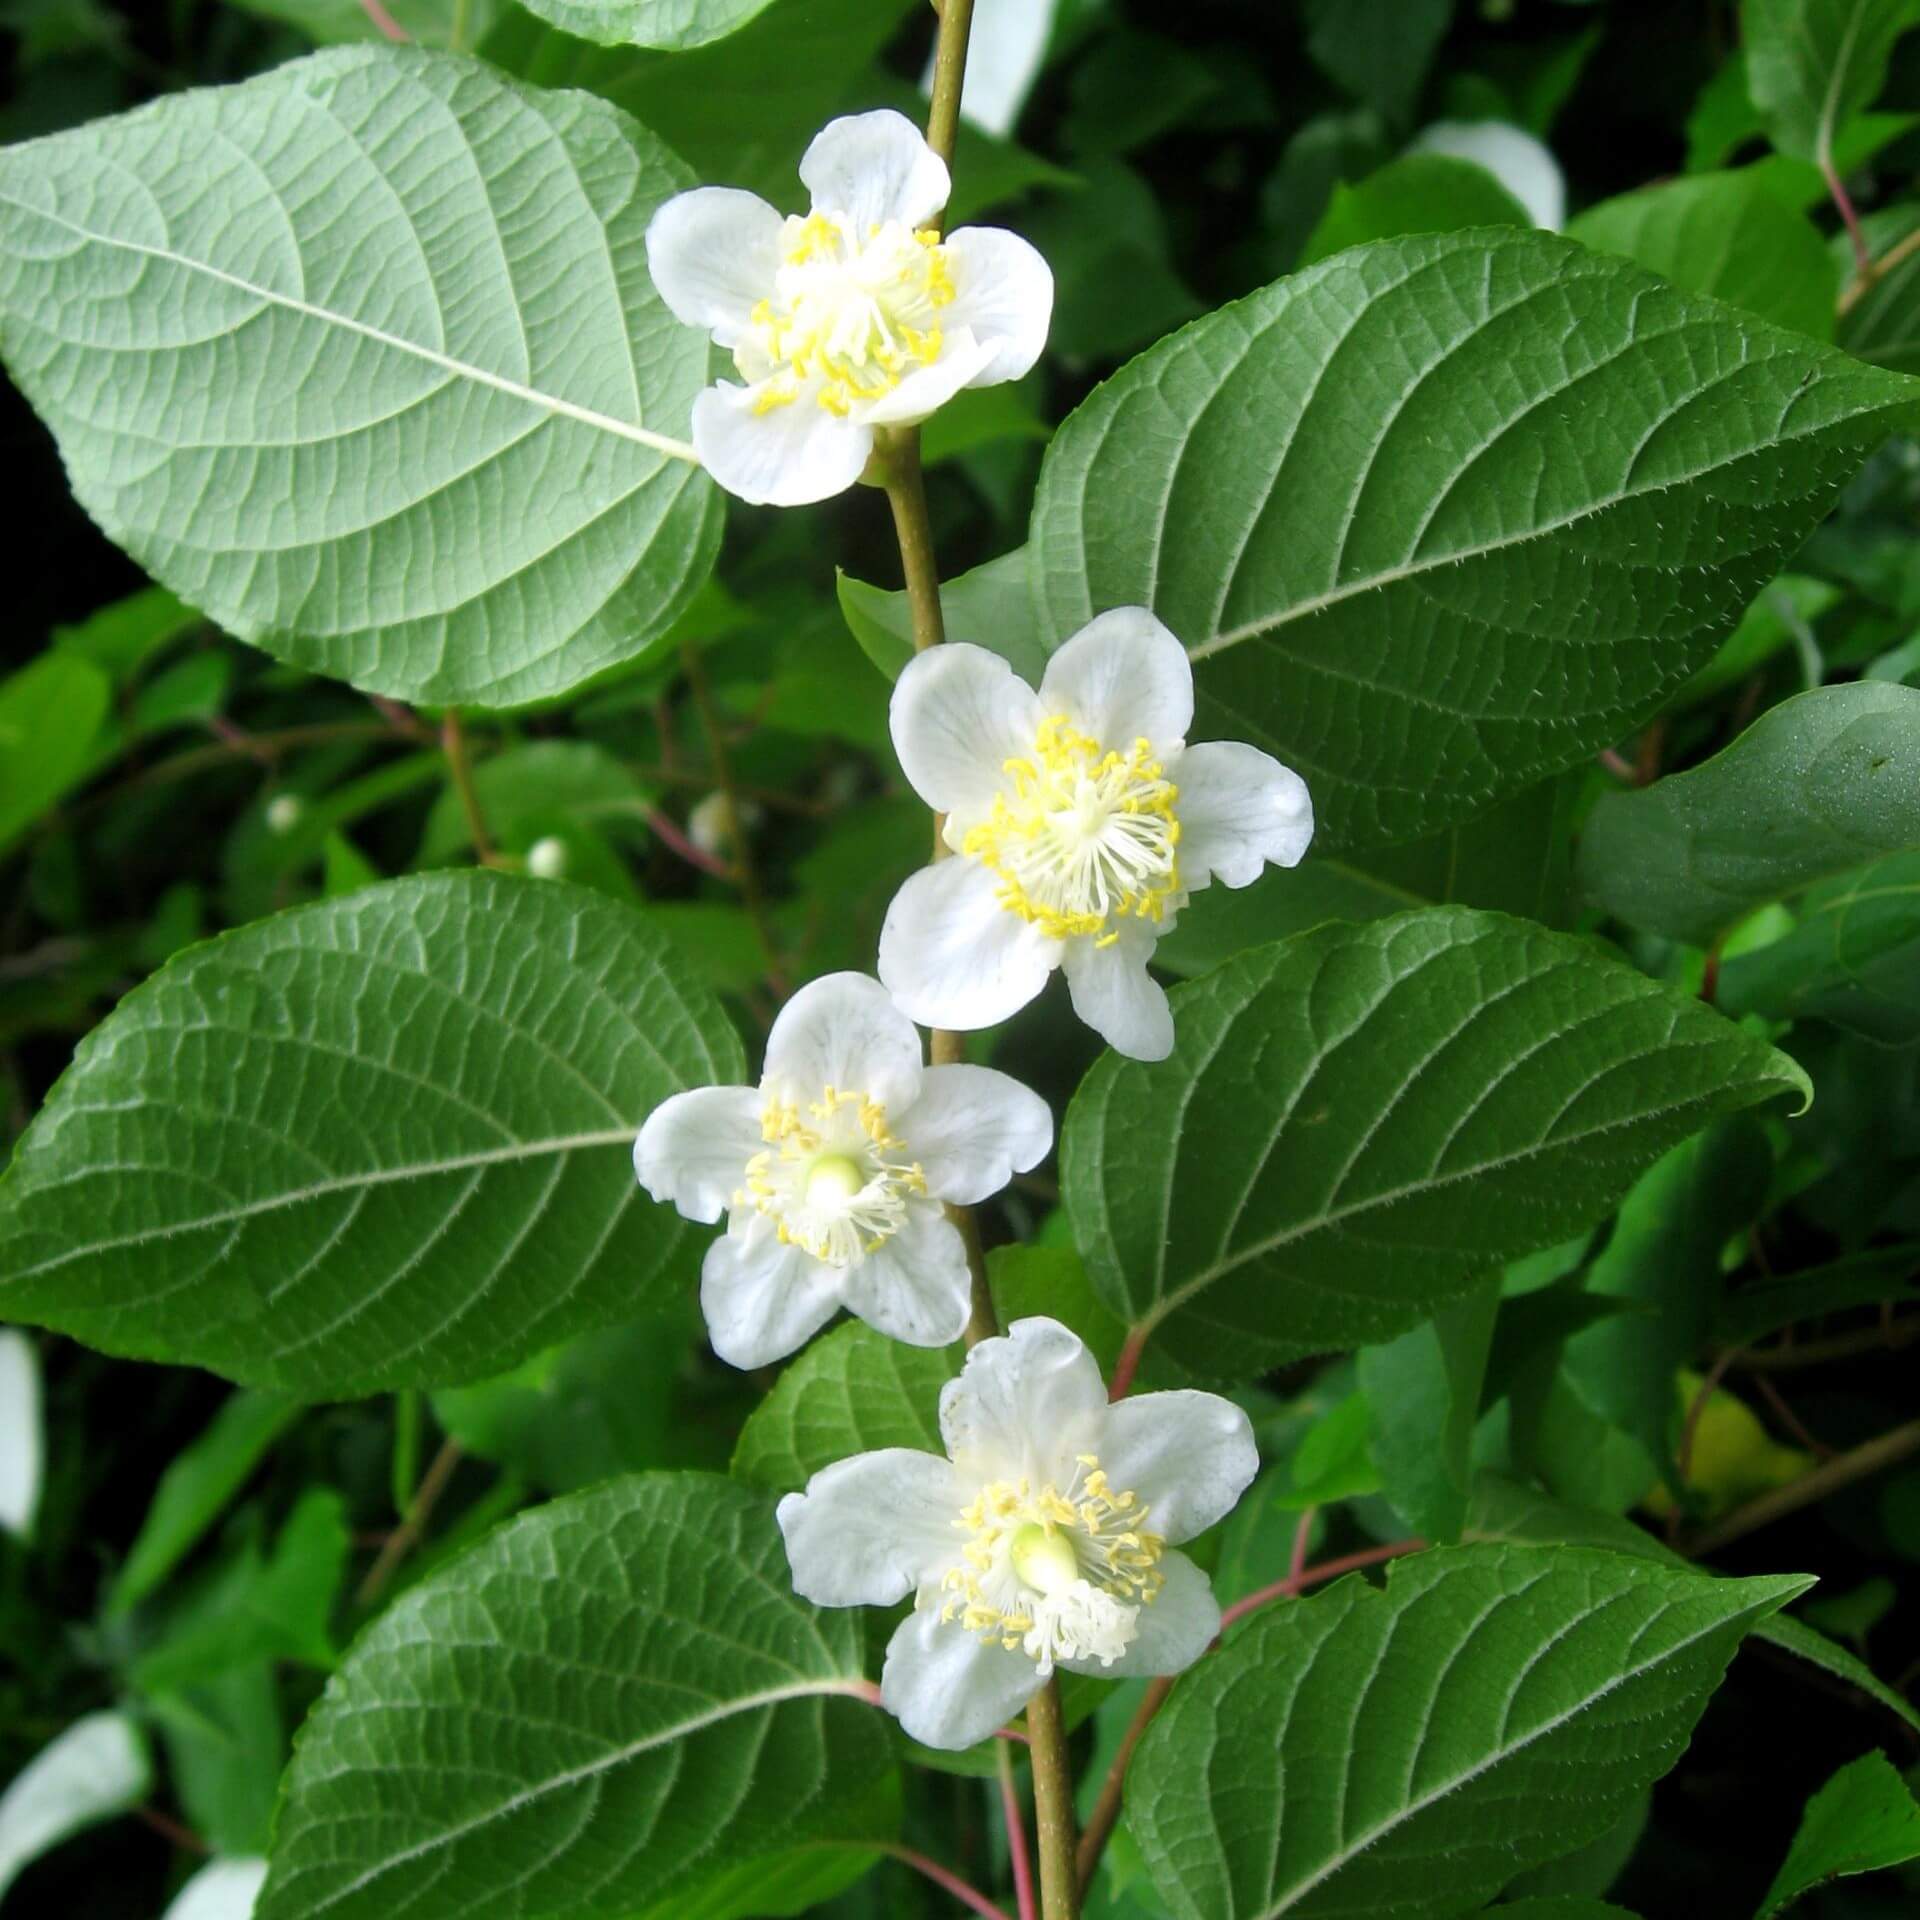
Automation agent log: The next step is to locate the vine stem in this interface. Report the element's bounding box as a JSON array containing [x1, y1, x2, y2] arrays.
[[358, 0, 408, 40], [925, 0, 978, 170], [998, 1740, 1039, 1920], [355, 1436, 464, 1605], [1840, 221, 1920, 313], [881, 1846, 1015, 1920], [1025, 1679, 1080, 1920], [441, 710, 495, 867], [1822, 146, 1873, 274], [1684, 1419, 1920, 1556]]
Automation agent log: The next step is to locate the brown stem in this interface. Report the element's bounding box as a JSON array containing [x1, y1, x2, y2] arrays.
[[1107, 1326, 1149, 1401], [1840, 222, 1920, 313], [1026, 1679, 1080, 1920], [355, 1437, 464, 1605], [1675, 1347, 1740, 1488], [1685, 1420, 1920, 1557], [441, 710, 495, 867], [925, 0, 978, 171], [1734, 1316, 1920, 1373], [680, 639, 787, 995], [998, 1739, 1038, 1920], [134, 1805, 209, 1856]]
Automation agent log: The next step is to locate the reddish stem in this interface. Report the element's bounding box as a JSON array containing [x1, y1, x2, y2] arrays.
[[1107, 1325, 1149, 1401], [645, 805, 736, 880], [882, 1846, 1016, 1920], [998, 1742, 1038, 1920], [1288, 1506, 1316, 1587], [1217, 1537, 1426, 1635], [1823, 150, 1872, 273], [359, 0, 409, 39]]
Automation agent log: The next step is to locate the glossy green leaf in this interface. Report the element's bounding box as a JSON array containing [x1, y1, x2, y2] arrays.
[[1577, 683, 1920, 943], [0, 652, 110, 856], [1128, 1543, 1808, 1920], [0, 47, 719, 710], [1567, 170, 1838, 338], [0, 1713, 153, 1901], [0, 872, 742, 1395], [837, 549, 1050, 688], [1062, 908, 1810, 1377], [732, 1320, 958, 1494], [257, 1473, 896, 1920], [1759, 1750, 1920, 1916], [517, 0, 775, 51], [1029, 228, 1916, 849], [1742, 0, 1920, 162], [1301, 154, 1529, 266], [110, 1388, 303, 1614]]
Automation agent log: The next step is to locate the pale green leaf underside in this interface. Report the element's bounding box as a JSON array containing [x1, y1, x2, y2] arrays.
[[0, 46, 720, 711], [1742, 0, 1920, 163], [1029, 227, 1915, 849], [0, 872, 743, 1395], [1062, 908, 1810, 1377], [1577, 681, 1920, 944], [1128, 1543, 1808, 1920], [517, 0, 777, 51], [259, 1474, 895, 1920]]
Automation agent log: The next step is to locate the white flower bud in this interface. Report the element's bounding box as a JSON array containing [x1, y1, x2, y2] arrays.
[[265, 794, 305, 836], [526, 836, 568, 880]]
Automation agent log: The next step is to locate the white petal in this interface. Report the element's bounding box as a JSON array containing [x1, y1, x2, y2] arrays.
[[161, 1858, 269, 1920], [881, 1604, 1040, 1750], [1174, 740, 1315, 891], [940, 1315, 1107, 1483], [858, 330, 999, 427], [879, 858, 1058, 1032], [943, 227, 1054, 385], [777, 1449, 961, 1607], [801, 109, 951, 232], [691, 380, 874, 508], [633, 1085, 763, 1225], [839, 1204, 974, 1348], [699, 1223, 842, 1369], [1096, 1391, 1259, 1545], [1039, 607, 1193, 750], [1409, 120, 1565, 230], [891, 641, 1046, 817], [762, 971, 923, 1111], [644, 188, 783, 348], [0, 1331, 43, 1542], [1061, 923, 1173, 1061], [1064, 1549, 1218, 1680], [902, 1064, 1053, 1204]]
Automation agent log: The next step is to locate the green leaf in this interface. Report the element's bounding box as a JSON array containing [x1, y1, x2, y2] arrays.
[[1759, 1750, 1920, 1917], [1678, 573, 1841, 708], [732, 1320, 958, 1494], [1359, 1282, 1500, 1541], [0, 1713, 153, 1901], [1028, 229, 1916, 849], [1567, 170, 1838, 338], [155, 1668, 284, 1858], [838, 548, 1051, 687], [1127, 1543, 1809, 1920], [1742, 0, 1920, 162], [1272, 1391, 1381, 1508], [1841, 205, 1920, 372], [516, 0, 775, 51], [0, 46, 719, 711], [228, 0, 499, 46], [1062, 908, 1810, 1378], [1303, 0, 1452, 126], [1501, 1904, 1641, 1919], [1577, 683, 1920, 944], [1713, 1244, 1920, 1348], [110, 1388, 303, 1614], [1300, 154, 1529, 267], [988, 1242, 1132, 1376], [0, 652, 110, 856], [52, 583, 199, 683], [257, 1473, 896, 1920], [0, 872, 742, 1395]]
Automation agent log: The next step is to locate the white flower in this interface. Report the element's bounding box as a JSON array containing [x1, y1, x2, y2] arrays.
[[635, 972, 1051, 1369], [879, 609, 1314, 1061], [778, 1317, 1257, 1750], [644, 109, 1053, 507]]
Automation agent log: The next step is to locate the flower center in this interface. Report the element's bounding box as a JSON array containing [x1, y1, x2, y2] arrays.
[[746, 211, 955, 418], [960, 716, 1182, 944], [937, 1457, 1165, 1673], [736, 1089, 926, 1267]]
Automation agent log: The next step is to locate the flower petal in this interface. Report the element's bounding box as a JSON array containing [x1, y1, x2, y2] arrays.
[[902, 1064, 1053, 1204], [1038, 607, 1192, 750], [700, 1222, 842, 1369], [632, 1084, 762, 1224], [940, 1315, 1107, 1483], [1174, 740, 1315, 891], [762, 971, 923, 1112], [691, 380, 873, 508], [1096, 1390, 1259, 1545], [943, 227, 1054, 385], [1064, 1548, 1218, 1681], [881, 1604, 1040, 1750], [879, 858, 1058, 1033], [777, 1448, 961, 1607], [801, 109, 951, 231], [890, 641, 1045, 817], [1061, 922, 1173, 1061], [838, 1204, 974, 1348], [858, 330, 999, 427], [644, 187, 783, 348]]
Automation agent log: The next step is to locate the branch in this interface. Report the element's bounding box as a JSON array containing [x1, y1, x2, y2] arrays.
[[1684, 1420, 1920, 1556]]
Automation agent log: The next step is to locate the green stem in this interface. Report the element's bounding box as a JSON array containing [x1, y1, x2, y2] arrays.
[[1026, 1680, 1080, 1920], [390, 1388, 422, 1517], [925, 0, 978, 170], [441, 709, 495, 866]]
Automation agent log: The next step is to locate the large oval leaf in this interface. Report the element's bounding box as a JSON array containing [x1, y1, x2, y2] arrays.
[[518, 0, 776, 50], [0, 873, 742, 1394], [1128, 1544, 1808, 1920], [259, 1474, 895, 1920], [0, 46, 719, 710], [1029, 228, 1915, 848], [1061, 907, 1810, 1377]]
